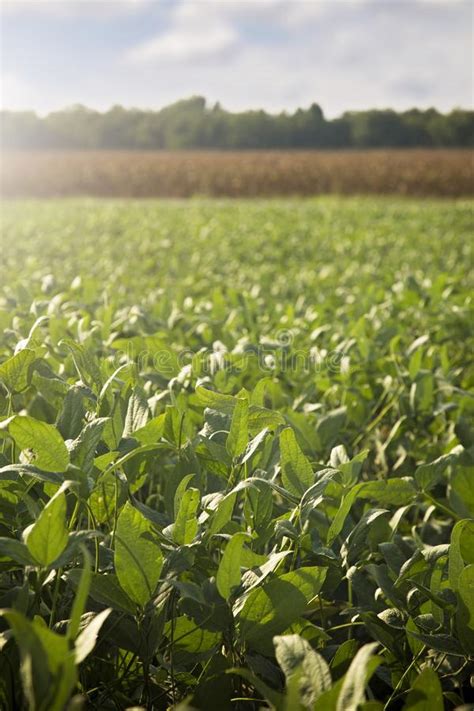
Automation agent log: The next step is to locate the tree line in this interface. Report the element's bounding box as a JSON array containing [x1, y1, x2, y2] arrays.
[[2, 96, 473, 150]]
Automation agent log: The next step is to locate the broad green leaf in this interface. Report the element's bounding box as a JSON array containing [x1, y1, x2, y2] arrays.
[[248, 405, 285, 431], [173, 487, 200, 545], [327, 484, 364, 546], [238, 567, 327, 654], [68, 570, 136, 615], [0, 608, 51, 710], [226, 397, 249, 459], [274, 634, 332, 706], [336, 642, 380, 711], [133, 414, 165, 445], [122, 386, 149, 438], [207, 490, 238, 535], [173, 474, 196, 518], [456, 564, 474, 654], [164, 615, 221, 654], [359, 478, 417, 506], [216, 532, 249, 600], [69, 417, 108, 476], [449, 466, 474, 517], [61, 338, 102, 393], [115, 501, 163, 607], [1, 609, 77, 711], [8, 415, 69, 472], [75, 608, 112, 664], [0, 348, 35, 393], [280, 427, 314, 498], [403, 668, 443, 711], [449, 519, 474, 591], [195, 386, 235, 414], [0, 537, 35, 565], [415, 452, 452, 491], [23, 488, 69, 566]]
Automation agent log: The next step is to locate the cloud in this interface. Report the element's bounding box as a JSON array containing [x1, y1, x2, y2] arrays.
[[127, 2, 240, 63], [1, 0, 150, 17], [1, 0, 471, 115]]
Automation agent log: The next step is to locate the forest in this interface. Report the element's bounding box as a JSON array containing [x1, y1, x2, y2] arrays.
[[2, 96, 473, 150]]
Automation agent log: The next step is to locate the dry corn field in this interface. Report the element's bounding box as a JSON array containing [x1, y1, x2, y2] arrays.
[[1, 148, 473, 198]]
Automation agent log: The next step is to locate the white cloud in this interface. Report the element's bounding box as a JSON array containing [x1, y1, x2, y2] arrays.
[[1, 0, 471, 115], [127, 2, 240, 63], [1, 0, 150, 17]]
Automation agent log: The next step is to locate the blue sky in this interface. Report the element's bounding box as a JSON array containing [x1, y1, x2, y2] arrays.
[[1, 0, 472, 117]]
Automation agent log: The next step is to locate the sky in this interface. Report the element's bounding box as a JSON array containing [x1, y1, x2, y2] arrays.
[[0, 0, 472, 117]]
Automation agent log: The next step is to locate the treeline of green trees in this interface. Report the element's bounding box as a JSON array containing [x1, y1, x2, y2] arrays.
[[2, 96, 473, 149]]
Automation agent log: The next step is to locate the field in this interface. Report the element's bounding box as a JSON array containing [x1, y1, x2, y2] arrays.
[[2, 149, 473, 198], [0, 197, 473, 710]]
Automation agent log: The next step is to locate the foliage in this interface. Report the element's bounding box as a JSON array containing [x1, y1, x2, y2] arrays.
[[0, 197, 472, 709], [2, 98, 473, 150]]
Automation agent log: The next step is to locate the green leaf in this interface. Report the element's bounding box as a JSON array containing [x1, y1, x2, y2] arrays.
[[115, 501, 163, 607], [449, 466, 474, 517], [456, 563, 474, 654], [226, 397, 249, 459], [173, 487, 200, 545], [216, 532, 249, 600], [415, 453, 452, 492], [195, 386, 235, 414], [238, 567, 327, 654], [0, 537, 35, 565], [69, 417, 108, 476], [133, 414, 165, 445], [123, 386, 149, 438], [336, 642, 380, 711], [0, 348, 35, 393], [449, 519, 474, 591], [0, 609, 77, 711], [327, 484, 364, 546], [0, 608, 51, 710], [61, 338, 102, 393], [68, 570, 136, 615], [403, 668, 443, 711], [248, 405, 284, 432], [8, 415, 70, 472], [274, 634, 332, 706], [280, 428, 314, 498], [23, 488, 69, 566], [164, 615, 221, 654], [75, 608, 112, 664]]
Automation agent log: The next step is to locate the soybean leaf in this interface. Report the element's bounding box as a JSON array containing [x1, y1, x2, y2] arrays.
[[336, 642, 380, 711], [403, 668, 443, 711], [216, 532, 250, 600], [449, 519, 474, 591], [226, 397, 249, 459], [0, 537, 35, 566], [23, 488, 69, 567], [123, 386, 149, 438], [115, 501, 163, 607], [173, 488, 200, 545], [238, 567, 327, 654], [280, 427, 314, 498], [8, 415, 69, 473], [75, 608, 112, 664], [456, 564, 474, 654], [0, 348, 35, 393], [274, 633, 332, 706], [68, 571, 136, 615]]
